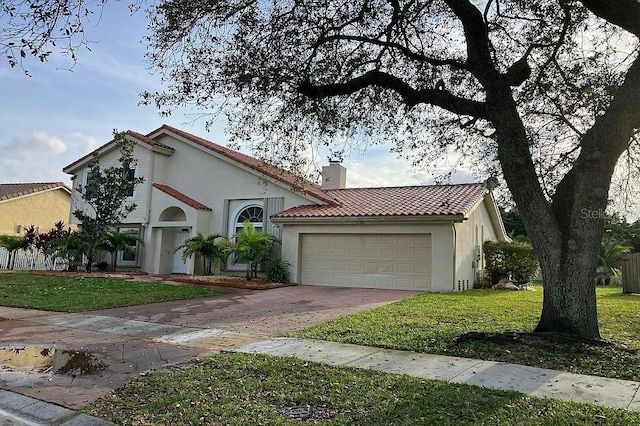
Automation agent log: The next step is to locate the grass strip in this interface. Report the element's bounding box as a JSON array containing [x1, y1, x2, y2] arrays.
[[289, 286, 640, 381], [0, 273, 225, 312], [86, 352, 640, 425]]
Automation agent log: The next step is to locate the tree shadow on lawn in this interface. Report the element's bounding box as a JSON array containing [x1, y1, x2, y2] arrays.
[[446, 331, 640, 381]]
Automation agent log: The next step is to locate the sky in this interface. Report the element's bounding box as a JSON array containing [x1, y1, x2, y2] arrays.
[[0, 3, 476, 191]]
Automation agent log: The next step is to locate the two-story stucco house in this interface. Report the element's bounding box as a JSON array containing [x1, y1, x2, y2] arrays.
[[63, 125, 508, 292]]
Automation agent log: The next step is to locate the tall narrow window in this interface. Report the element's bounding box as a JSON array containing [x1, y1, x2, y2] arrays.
[[124, 165, 136, 197], [227, 202, 264, 271], [118, 227, 140, 266], [84, 167, 100, 199]]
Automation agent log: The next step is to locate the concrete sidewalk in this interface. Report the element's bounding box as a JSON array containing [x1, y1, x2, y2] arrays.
[[2, 336, 640, 425], [233, 338, 640, 411]]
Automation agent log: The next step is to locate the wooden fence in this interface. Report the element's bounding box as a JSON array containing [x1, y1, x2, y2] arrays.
[[0, 248, 66, 271], [622, 253, 640, 294]]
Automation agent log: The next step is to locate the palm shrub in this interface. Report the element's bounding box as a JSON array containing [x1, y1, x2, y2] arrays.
[[0, 235, 22, 269], [266, 257, 290, 283], [176, 232, 228, 275], [98, 229, 145, 271], [596, 238, 631, 285], [56, 230, 87, 271], [231, 221, 280, 280]]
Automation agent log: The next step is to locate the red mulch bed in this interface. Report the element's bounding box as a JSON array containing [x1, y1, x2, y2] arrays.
[[162, 275, 296, 290], [6, 270, 295, 291], [5, 270, 148, 279]]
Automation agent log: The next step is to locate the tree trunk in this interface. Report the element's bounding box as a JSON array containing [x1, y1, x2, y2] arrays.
[[489, 87, 616, 341], [111, 251, 117, 272], [535, 235, 601, 339]]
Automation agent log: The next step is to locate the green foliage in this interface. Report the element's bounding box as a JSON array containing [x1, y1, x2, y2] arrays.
[[98, 229, 145, 272], [0, 273, 225, 312], [483, 241, 539, 285], [175, 232, 228, 275], [604, 214, 640, 252], [0, 235, 23, 269], [265, 257, 290, 283], [56, 230, 87, 272], [596, 238, 631, 286], [500, 207, 528, 241], [231, 221, 280, 280], [73, 130, 144, 272]]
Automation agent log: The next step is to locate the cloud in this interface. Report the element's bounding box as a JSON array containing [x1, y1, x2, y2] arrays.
[[343, 152, 478, 188], [33, 131, 68, 154], [0, 131, 79, 184], [70, 132, 101, 152]]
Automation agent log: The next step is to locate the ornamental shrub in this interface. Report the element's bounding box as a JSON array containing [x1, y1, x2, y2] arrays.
[[266, 257, 290, 283], [483, 241, 539, 285]]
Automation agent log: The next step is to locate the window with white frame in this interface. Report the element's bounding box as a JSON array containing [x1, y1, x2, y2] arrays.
[[123, 164, 136, 198], [83, 167, 100, 199], [227, 201, 264, 270], [117, 227, 141, 267], [234, 205, 264, 234]]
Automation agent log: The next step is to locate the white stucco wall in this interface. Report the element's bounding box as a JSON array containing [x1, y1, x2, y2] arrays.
[[279, 221, 455, 292], [454, 197, 500, 290], [66, 131, 325, 273], [68, 143, 153, 225], [133, 133, 321, 273], [151, 133, 316, 232]]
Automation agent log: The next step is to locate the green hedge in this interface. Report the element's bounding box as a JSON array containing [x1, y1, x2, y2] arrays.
[[483, 241, 539, 284]]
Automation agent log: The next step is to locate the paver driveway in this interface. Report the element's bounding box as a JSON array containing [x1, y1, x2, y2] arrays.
[[88, 285, 420, 335], [0, 284, 419, 409]]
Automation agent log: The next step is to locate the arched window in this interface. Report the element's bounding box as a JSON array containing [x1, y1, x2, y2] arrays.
[[234, 204, 264, 234], [227, 201, 264, 271]]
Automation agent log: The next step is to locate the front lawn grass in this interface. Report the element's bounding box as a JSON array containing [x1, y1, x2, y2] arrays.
[[289, 286, 640, 381], [0, 273, 225, 312], [85, 352, 640, 425]]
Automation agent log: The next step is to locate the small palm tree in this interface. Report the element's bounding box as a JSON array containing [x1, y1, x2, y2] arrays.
[[56, 231, 86, 272], [175, 232, 228, 275], [98, 229, 145, 272], [0, 235, 23, 270], [596, 239, 631, 285], [231, 221, 280, 280]]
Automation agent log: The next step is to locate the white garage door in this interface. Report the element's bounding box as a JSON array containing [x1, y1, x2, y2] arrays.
[[300, 234, 431, 291]]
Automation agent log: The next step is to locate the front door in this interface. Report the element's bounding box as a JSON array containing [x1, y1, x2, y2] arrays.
[[172, 231, 190, 274]]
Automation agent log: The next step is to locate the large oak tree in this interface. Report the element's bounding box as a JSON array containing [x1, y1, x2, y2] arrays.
[[3, 0, 639, 339]]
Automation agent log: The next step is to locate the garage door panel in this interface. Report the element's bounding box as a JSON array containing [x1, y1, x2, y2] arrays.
[[300, 233, 431, 291], [333, 261, 348, 271]]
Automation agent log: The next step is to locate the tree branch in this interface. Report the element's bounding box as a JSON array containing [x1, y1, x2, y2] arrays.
[[579, 0, 640, 37], [298, 70, 490, 118], [317, 34, 468, 70], [443, 0, 498, 85]]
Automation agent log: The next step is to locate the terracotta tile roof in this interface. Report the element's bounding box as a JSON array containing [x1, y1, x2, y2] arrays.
[[152, 183, 212, 211], [151, 125, 336, 204], [0, 182, 70, 202], [125, 130, 174, 151], [63, 131, 174, 172], [273, 183, 488, 219]]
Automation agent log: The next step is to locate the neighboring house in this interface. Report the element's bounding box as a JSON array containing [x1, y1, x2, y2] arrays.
[[0, 182, 72, 235], [63, 125, 508, 292]]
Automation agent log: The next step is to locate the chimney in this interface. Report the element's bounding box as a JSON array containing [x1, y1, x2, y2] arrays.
[[321, 160, 347, 190]]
